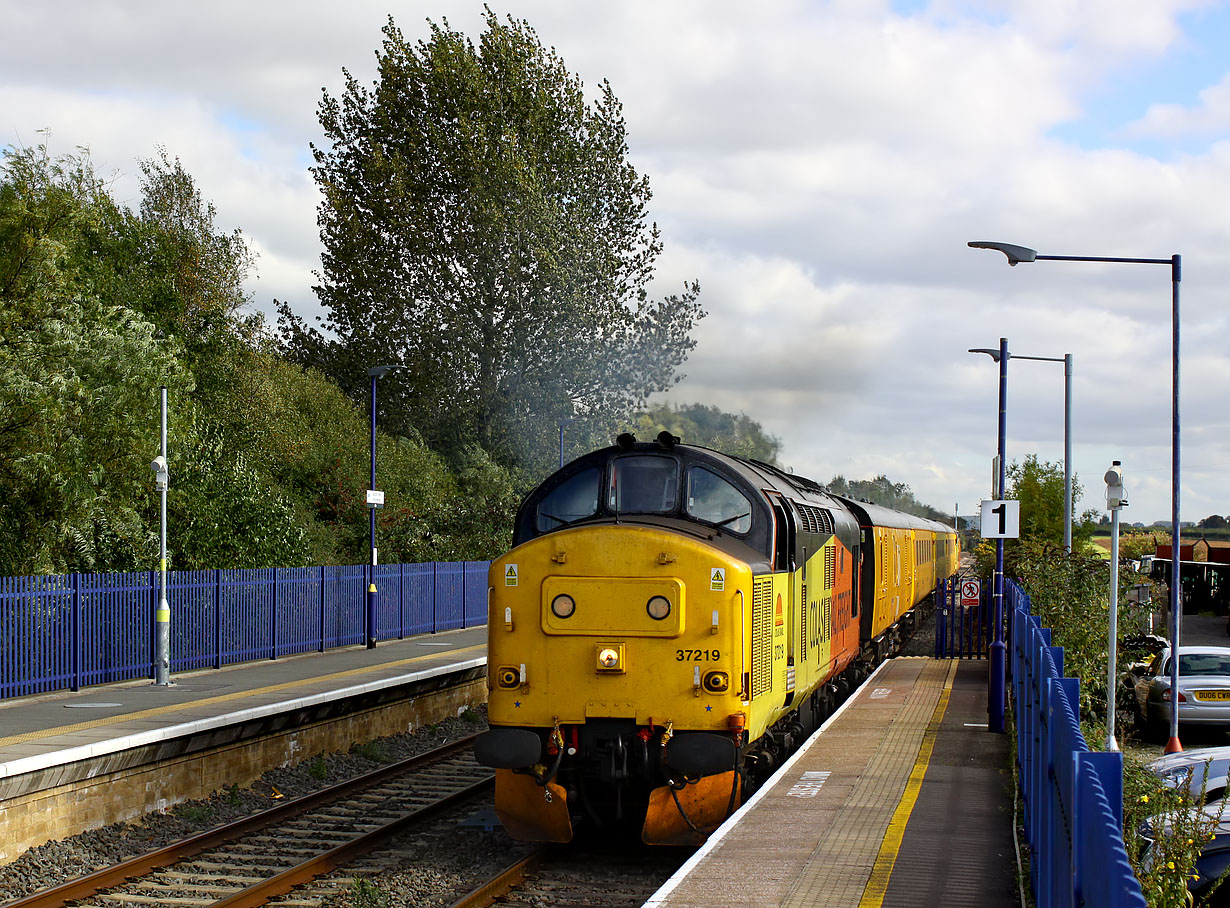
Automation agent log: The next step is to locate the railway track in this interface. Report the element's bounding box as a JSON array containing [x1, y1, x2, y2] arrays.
[[9, 734, 493, 908], [446, 841, 687, 908]]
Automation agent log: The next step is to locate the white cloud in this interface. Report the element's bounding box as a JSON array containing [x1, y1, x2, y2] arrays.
[[3, 0, 1229, 522]]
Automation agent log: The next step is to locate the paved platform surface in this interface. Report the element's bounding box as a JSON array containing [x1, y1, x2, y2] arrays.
[[645, 658, 1018, 908], [0, 627, 486, 779]]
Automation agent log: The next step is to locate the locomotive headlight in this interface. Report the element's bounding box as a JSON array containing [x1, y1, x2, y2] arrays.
[[646, 595, 671, 620], [596, 644, 625, 672], [551, 594, 576, 619], [703, 670, 730, 693]]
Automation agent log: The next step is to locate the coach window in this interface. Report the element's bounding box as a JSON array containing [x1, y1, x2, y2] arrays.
[[609, 455, 678, 514], [536, 467, 600, 532], [686, 466, 751, 534]]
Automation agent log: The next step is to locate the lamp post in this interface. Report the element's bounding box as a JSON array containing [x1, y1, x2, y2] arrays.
[[969, 240, 1182, 753], [366, 365, 401, 649], [151, 386, 170, 686], [969, 339, 1009, 733], [968, 346, 1073, 553], [1105, 460, 1128, 751]]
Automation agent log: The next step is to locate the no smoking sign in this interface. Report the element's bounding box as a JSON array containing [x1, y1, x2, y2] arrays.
[[960, 580, 981, 608]]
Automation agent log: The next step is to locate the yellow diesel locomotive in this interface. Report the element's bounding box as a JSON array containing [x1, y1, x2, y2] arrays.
[[474, 433, 958, 845]]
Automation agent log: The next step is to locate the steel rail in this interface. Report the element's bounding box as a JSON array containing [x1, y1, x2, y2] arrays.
[[8, 733, 481, 908], [209, 776, 495, 907], [443, 845, 552, 908]]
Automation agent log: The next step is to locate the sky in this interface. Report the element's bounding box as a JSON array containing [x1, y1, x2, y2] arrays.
[[4, 0, 1230, 527]]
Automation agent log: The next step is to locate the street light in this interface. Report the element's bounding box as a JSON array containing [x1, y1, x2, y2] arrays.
[[968, 345, 1073, 552], [366, 365, 401, 649], [151, 386, 171, 686], [970, 240, 1182, 753], [1105, 460, 1128, 752], [969, 339, 1009, 734]]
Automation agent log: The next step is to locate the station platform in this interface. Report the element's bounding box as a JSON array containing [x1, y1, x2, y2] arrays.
[[645, 657, 1018, 908], [0, 627, 487, 862]]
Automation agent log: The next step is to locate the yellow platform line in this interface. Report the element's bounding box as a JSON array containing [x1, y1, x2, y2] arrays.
[[0, 643, 486, 749], [856, 659, 956, 908]]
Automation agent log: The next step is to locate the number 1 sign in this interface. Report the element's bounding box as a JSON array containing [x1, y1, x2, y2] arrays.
[[980, 499, 1020, 538]]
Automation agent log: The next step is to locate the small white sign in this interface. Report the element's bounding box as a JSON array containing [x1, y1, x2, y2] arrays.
[[710, 567, 726, 591], [980, 499, 1020, 539], [366, 489, 385, 508], [961, 579, 981, 608], [504, 564, 519, 587]]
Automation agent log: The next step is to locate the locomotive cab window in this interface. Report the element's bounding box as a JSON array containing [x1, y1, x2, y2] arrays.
[[609, 455, 678, 514], [536, 467, 601, 532], [685, 466, 751, 534]]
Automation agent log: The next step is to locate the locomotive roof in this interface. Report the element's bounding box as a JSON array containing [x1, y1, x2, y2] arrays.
[[515, 436, 953, 546]]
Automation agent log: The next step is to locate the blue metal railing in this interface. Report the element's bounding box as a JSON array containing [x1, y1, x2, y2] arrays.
[[1008, 578, 1145, 908], [0, 561, 490, 700]]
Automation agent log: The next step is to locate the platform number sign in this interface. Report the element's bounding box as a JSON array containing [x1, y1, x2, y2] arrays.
[[980, 499, 1020, 539]]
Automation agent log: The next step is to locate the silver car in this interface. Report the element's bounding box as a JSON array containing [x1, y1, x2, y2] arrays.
[[1134, 646, 1230, 738], [1148, 746, 1230, 802]]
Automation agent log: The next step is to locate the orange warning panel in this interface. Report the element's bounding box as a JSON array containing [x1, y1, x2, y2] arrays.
[[493, 769, 572, 842], [642, 771, 741, 846]]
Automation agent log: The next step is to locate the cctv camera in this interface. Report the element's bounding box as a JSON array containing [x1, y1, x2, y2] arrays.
[[151, 456, 167, 472]]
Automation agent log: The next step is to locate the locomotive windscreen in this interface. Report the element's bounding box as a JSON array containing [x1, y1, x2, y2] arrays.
[[536, 467, 601, 532], [609, 455, 678, 513]]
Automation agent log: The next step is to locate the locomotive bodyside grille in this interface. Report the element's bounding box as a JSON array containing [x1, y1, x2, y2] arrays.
[[751, 576, 774, 699]]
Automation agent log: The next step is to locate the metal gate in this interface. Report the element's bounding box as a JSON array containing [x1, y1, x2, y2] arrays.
[[934, 575, 992, 658]]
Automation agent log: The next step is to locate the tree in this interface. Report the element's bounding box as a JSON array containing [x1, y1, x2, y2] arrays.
[[633, 403, 780, 464], [826, 474, 950, 522], [0, 144, 193, 573], [281, 10, 703, 473], [974, 454, 1098, 577], [1199, 515, 1228, 530]]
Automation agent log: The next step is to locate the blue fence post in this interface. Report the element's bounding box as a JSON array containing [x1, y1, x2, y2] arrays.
[[270, 567, 279, 660], [148, 568, 157, 680], [318, 565, 326, 653], [398, 562, 405, 639], [213, 569, 222, 669], [432, 561, 438, 634], [70, 573, 81, 692]]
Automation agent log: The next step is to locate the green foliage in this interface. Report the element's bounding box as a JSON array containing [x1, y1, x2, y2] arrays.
[[1123, 759, 1227, 907], [351, 740, 391, 763], [284, 10, 704, 475], [0, 144, 194, 574], [1011, 540, 1155, 728], [826, 474, 950, 522], [307, 754, 328, 781], [351, 877, 388, 908], [172, 801, 214, 824], [0, 143, 519, 574], [633, 402, 780, 464]]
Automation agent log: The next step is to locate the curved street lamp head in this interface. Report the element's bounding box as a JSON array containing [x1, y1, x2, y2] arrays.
[[367, 364, 402, 379], [968, 241, 1038, 266], [968, 347, 1003, 362]]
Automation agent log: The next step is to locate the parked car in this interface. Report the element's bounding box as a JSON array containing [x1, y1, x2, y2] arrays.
[[1134, 646, 1230, 739], [1149, 747, 1230, 803]]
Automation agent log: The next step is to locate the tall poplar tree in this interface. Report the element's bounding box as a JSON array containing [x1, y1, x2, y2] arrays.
[[282, 11, 703, 471]]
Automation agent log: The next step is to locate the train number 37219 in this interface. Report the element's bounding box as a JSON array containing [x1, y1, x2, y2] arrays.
[[676, 649, 721, 661]]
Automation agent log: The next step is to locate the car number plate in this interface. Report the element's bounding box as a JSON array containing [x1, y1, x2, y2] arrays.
[[1193, 690, 1230, 701]]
